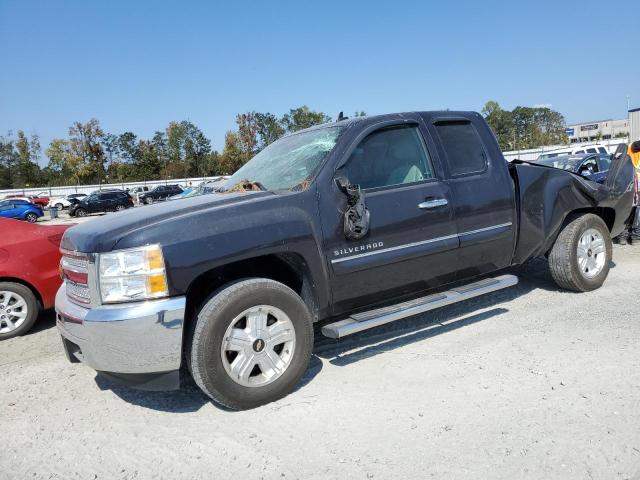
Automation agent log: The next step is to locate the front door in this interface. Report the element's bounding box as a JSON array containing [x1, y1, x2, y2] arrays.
[[321, 124, 460, 314]]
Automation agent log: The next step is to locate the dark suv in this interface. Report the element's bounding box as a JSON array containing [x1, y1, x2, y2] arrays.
[[139, 185, 183, 204], [69, 191, 133, 217]]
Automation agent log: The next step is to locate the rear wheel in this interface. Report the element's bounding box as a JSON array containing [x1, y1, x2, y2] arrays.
[[0, 283, 38, 340], [548, 214, 612, 291], [187, 278, 313, 410], [145, 197, 153, 205], [25, 213, 38, 223], [115, 204, 125, 211], [54, 203, 64, 210]]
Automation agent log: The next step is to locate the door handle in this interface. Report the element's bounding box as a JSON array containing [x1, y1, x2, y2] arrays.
[[418, 198, 448, 209]]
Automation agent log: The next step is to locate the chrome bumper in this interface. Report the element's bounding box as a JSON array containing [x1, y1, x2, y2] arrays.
[[55, 284, 186, 374]]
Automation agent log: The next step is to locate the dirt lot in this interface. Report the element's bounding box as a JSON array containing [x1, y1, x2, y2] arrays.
[[1, 245, 639, 480]]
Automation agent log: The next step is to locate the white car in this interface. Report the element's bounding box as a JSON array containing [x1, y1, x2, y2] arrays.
[[538, 144, 610, 160], [49, 193, 87, 210]]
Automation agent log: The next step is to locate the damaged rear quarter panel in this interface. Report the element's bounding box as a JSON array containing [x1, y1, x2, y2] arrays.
[[511, 161, 634, 263]]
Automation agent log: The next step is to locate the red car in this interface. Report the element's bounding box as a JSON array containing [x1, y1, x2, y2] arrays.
[[0, 218, 71, 339], [4, 192, 49, 208]]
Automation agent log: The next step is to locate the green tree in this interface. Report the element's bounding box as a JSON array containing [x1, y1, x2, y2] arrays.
[[45, 138, 78, 185], [236, 112, 259, 161], [219, 131, 244, 174], [68, 119, 106, 183], [281, 105, 331, 132], [10, 131, 41, 188], [482, 101, 567, 150], [0, 132, 17, 188], [255, 112, 285, 150]]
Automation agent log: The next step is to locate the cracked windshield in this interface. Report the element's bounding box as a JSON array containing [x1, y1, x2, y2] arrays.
[[221, 126, 344, 192]]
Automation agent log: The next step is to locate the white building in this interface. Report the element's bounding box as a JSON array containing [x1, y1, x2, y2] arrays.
[[629, 107, 640, 143], [566, 118, 629, 143]]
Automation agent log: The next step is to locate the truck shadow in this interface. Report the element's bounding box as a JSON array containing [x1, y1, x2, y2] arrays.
[[94, 355, 324, 413], [313, 258, 568, 365]]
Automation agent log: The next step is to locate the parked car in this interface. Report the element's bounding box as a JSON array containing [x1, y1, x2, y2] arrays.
[[0, 218, 71, 339], [169, 179, 228, 200], [49, 193, 88, 210], [0, 200, 44, 223], [69, 191, 133, 217], [4, 193, 49, 208], [139, 184, 183, 204], [533, 153, 611, 184], [537, 144, 610, 160], [127, 186, 150, 203], [55, 111, 634, 410]]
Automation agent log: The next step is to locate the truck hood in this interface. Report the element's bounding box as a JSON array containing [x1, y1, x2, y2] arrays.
[[61, 191, 273, 253]]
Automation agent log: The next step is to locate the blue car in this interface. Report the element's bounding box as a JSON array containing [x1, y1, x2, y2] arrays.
[[0, 199, 44, 223], [533, 153, 610, 184]]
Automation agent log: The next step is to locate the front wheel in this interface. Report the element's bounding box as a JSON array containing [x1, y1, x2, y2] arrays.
[[187, 278, 313, 410], [75, 208, 88, 217], [0, 283, 39, 340], [548, 214, 612, 292], [54, 203, 64, 210]]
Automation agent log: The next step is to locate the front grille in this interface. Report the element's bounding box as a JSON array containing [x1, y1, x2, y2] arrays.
[[61, 251, 91, 305], [65, 280, 91, 304]]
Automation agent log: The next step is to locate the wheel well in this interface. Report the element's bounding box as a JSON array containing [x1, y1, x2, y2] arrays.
[[0, 277, 43, 308], [545, 207, 616, 257], [183, 253, 318, 340], [563, 207, 616, 232]]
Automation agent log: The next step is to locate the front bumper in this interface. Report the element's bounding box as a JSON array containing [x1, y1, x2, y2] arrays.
[[55, 284, 186, 379]]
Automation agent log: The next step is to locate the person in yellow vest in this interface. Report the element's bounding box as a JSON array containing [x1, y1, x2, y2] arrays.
[[627, 141, 640, 243], [629, 141, 640, 169]]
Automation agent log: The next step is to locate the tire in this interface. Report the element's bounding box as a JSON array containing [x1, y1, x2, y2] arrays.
[[54, 203, 64, 210], [115, 204, 125, 211], [145, 197, 153, 205], [75, 208, 88, 217], [25, 213, 38, 223], [187, 278, 314, 410], [548, 214, 612, 292], [0, 283, 39, 340]]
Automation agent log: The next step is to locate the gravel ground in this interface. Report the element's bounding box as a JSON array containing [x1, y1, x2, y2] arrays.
[[1, 245, 639, 480]]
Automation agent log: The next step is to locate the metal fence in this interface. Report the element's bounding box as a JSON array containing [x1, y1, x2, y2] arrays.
[[502, 138, 628, 162], [0, 176, 228, 199]]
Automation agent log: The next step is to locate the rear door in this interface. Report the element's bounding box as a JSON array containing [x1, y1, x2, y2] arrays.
[[322, 121, 460, 313], [428, 117, 516, 278]]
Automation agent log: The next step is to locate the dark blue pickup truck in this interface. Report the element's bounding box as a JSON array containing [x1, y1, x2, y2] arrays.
[[55, 111, 635, 410]]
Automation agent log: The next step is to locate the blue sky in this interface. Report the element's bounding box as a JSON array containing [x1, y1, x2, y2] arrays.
[[1, 0, 638, 163]]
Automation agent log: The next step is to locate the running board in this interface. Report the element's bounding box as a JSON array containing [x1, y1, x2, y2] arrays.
[[321, 274, 518, 339]]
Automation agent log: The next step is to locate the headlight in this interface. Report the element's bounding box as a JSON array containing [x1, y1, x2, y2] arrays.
[[97, 244, 169, 303]]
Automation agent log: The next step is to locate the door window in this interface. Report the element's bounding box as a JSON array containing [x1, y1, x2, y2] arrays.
[[579, 157, 598, 174], [345, 126, 434, 190], [434, 121, 487, 176]]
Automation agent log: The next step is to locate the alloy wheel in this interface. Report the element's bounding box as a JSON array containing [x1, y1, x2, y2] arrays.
[[220, 305, 296, 387], [0, 291, 29, 334], [577, 228, 606, 278]]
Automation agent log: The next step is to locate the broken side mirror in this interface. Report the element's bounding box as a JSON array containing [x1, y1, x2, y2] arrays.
[[335, 175, 370, 240]]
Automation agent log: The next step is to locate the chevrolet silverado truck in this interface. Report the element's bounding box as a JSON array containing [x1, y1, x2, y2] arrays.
[[55, 111, 635, 410]]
